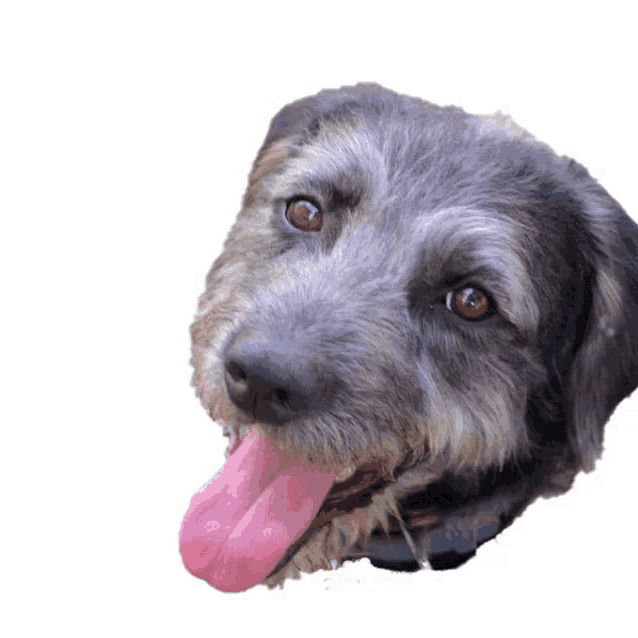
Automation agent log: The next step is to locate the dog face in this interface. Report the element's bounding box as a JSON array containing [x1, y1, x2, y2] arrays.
[[180, 84, 638, 591]]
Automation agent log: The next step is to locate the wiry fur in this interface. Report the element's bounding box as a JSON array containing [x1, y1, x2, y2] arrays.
[[190, 84, 638, 585]]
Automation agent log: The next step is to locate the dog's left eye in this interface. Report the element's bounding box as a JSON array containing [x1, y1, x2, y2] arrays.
[[446, 287, 492, 320], [285, 199, 323, 231]]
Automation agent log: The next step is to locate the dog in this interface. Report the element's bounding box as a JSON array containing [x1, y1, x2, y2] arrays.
[[179, 84, 638, 592]]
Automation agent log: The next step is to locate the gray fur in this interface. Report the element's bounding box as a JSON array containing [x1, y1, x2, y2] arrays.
[[189, 84, 638, 585]]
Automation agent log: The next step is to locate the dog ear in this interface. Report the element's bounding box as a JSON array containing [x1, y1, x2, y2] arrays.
[[248, 84, 388, 187], [260, 95, 324, 149], [567, 192, 638, 471], [259, 84, 383, 150], [247, 94, 325, 187], [249, 90, 358, 186]]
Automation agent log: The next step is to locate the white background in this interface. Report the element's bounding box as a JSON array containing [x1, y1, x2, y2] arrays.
[[2, 2, 636, 636]]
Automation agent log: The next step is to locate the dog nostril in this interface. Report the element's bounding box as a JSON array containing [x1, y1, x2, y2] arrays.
[[222, 340, 322, 424], [225, 361, 249, 390], [272, 388, 290, 408]]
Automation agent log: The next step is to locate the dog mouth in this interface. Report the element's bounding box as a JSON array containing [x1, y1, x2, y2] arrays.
[[179, 424, 392, 592]]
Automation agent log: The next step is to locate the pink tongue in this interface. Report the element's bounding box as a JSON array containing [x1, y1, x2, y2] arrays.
[[179, 427, 336, 592]]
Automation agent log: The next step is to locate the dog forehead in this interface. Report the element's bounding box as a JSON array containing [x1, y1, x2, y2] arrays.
[[259, 91, 464, 198], [267, 98, 543, 217], [272, 117, 387, 200]]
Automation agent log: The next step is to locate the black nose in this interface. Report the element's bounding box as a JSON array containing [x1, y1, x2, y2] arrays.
[[224, 330, 323, 424]]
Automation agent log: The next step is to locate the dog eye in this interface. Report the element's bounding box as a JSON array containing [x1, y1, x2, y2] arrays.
[[285, 199, 323, 231], [446, 287, 492, 320]]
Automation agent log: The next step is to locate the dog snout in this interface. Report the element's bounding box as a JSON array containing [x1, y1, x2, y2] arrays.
[[224, 329, 326, 424]]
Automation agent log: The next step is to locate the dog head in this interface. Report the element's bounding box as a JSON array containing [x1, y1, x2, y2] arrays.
[[180, 84, 638, 591]]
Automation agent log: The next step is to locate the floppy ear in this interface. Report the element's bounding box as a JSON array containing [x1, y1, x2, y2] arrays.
[[259, 95, 323, 149], [567, 197, 638, 471], [247, 88, 366, 188], [245, 94, 325, 189], [257, 83, 387, 153], [248, 84, 392, 189]]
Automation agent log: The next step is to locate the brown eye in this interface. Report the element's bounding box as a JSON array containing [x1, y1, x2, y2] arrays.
[[446, 287, 492, 320], [285, 199, 323, 231]]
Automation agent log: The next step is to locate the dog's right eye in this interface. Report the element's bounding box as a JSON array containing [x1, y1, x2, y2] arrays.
[[446, 286, 493, 321], [285, 199, 323, 231]]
